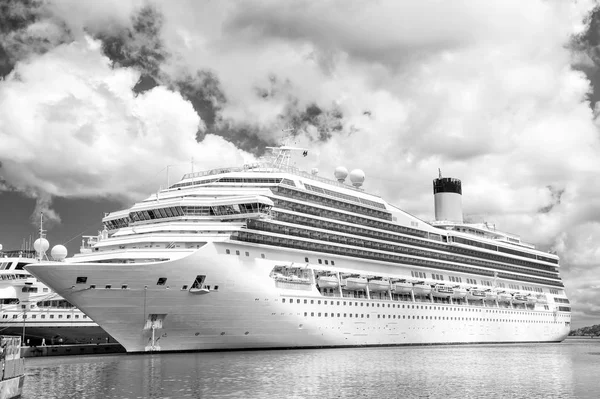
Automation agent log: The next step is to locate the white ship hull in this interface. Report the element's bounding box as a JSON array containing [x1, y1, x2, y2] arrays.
[[27, 243, 571, 353]]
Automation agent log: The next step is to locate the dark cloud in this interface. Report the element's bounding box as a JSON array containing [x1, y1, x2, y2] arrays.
[[174, 70, 227, 137], [96, 5, 166, 93], [0, 0, 71, 78], [285, 102, 344, 142], [538, 186, 565, 214], [571, 5, 600, 108]]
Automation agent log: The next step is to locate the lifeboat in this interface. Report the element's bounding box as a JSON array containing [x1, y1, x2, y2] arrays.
[[536, 294, 548, 304], [367, 279, 390, 292], [452, 287, 467, 299], [432, 285, 453, 298], [466, 289, 486, 301], [316, 275, 339, 289], [526, 295, 537, 304], [391, 281, 413, 294], [497, 292, 512, 302], [412, 282, 432, 296], [343, 276, 368, 291], [512, 294, 528, 303], [484, 290, 498, 301]]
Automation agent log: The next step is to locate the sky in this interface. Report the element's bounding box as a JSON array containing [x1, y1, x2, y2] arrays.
[[1, 0, 600, 328]]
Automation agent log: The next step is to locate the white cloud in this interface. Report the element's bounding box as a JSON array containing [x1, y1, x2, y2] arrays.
[[0, 35, 254, 204]]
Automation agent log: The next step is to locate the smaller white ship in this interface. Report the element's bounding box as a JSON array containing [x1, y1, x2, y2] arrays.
[[0, 218, 117, 347]]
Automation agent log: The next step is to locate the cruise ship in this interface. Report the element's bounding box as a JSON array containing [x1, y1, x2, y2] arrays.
[[0, 242, 115, 346], [26, 144, 571, 352]]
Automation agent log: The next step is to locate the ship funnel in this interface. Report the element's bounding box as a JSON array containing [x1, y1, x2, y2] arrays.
[[433, 176, 463, 223]]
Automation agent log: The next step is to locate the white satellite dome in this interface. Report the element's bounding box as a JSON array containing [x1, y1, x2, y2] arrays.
[[334, 166, 349, 183], [51, 245, 68, 261], [34, 238, 50, 254], [349, 169, 365, 188]]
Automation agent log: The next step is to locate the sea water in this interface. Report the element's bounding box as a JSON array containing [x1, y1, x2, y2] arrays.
[[22, 338, 599, 399]]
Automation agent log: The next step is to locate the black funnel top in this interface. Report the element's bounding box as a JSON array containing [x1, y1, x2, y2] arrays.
[[433, 177, 462, 195]]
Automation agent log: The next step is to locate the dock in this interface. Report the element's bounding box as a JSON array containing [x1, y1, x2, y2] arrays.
[[20, 343, 126, 358]]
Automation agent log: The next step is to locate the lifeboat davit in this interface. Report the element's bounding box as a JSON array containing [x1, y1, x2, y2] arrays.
[[412, 282, 432, 296], [432, 284, 453, 298], [316, 275, 339, 289], [452, 287, 467, 299], [343, 276, 368, 290], [466, 289, 486, 301], [368, 279, 390, 292], [391, 281, 413, 294]]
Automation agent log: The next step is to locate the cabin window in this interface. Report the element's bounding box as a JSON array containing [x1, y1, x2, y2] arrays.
[[157, 277, 167, 286], [15, 262, 29, 270], [105, 285, 111, 289], [121, 285, 128, 289], [226, 249, 230, 254], [191, 275, 206, 290], [261, 254, 265, 258], [181, 285, 188, 290], [324, 260, 329, 265], [90, 285, 96, 289], [214, 285, 219, 290], [305, 257, 309, 262], [245, 252, 249, 257], [318, 259, 322, 264], [331, 261, 335, 266], [76, 277, 87, 284]]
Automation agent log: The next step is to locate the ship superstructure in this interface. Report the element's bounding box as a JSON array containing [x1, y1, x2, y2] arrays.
[[26, 145, 571, 352]]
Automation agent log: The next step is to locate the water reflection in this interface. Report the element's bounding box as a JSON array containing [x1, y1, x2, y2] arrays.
[[23, 340, 596, 399]]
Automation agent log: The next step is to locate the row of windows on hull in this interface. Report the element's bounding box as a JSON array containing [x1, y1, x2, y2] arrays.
[[0, 262, 30, 271], [1, 298, 74, 309], [2, 313, 88, 320], [271, 197, 558, 267], [103, 202, 272, 229], [298, 312, 567, 324], [74, 275, 214, 291], [247, 219, 559, 281], [270, 210, 558, 274], [230, 231, 564, 288], [281, 298, 571, 318]]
